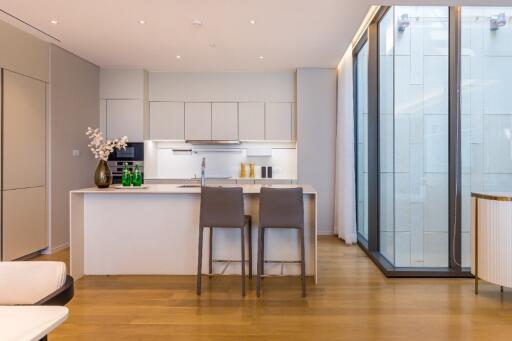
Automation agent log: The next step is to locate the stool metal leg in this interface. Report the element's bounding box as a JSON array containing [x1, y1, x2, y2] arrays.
[[300, 227, 306, 297], [248, 218, 253, 278], [197, 226, 204, 296], [241, 226, 246, 296], [257, 226, 263, 297], [261, 228, 265, 277], [209, 227, 213, 277]]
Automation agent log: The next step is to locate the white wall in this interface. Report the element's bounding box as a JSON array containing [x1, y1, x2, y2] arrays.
[[0, 19, 48, 82], [49, 45, 99, 251], [149, 72, 295, 102], [297, 68, 337, 235]]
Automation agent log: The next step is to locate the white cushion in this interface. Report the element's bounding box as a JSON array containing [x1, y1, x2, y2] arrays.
[[0, 261, 67, 305]]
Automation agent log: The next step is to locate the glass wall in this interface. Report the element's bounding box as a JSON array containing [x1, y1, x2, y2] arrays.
[[461, 7, 512, 268], [356, 42, 369, 240], [379, 7, 395, 263], [378, 6, 449, 267], [355, 5, 508, 275]]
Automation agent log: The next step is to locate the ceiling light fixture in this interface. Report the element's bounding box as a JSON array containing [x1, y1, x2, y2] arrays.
[[192, 19, 203, 27], [50, 19, 58, 25], [259, 55, 264, 60], [249, 20, 256, 25], [176, 55, 181, 59], [138, 20, 146, 24]]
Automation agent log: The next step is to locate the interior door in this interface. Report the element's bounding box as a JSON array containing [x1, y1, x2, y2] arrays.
[[3, 70, 46, 190], [2, 70, 47, 260]]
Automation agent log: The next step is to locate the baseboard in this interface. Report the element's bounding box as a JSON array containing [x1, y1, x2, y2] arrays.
[[317, 230, 335, 236], [41, 242, 69, 255]]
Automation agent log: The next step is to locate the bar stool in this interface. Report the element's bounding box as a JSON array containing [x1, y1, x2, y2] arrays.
[[196, 186, 252, 296], [257, 187, 305, 297]]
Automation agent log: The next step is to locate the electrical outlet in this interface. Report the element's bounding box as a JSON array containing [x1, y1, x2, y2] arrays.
[[72, 149, 80, 157]]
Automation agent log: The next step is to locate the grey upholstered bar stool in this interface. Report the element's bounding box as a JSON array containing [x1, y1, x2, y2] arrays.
[[257, 187, 305, 297], [196, 186, 252, 296]]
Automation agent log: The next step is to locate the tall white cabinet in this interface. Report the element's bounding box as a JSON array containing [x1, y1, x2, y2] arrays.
[[2, 70, 47, 260]]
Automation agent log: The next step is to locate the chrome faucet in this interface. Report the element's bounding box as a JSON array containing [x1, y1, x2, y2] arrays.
[[200, 157, 206, 187]]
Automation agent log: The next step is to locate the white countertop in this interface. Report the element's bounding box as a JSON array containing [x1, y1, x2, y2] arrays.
[[71, 184, 316, 194], [144, 177, 297, 181]]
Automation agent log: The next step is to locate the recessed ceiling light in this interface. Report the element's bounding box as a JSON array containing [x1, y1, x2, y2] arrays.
[[249, 20, 256, 25], [50, 19, 58, 25], [192, 19, 203, 27], [138, 20, 146, 24], [176, 55, 181, 59], [259, 55, 265, 60]]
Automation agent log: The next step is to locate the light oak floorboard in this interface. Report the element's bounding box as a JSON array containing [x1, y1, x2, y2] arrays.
[[34, 236, 512, 340]]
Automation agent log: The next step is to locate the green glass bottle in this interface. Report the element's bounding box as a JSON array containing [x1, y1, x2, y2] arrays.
[[132, 164, 142, 187], [121, 162, 132, 187]]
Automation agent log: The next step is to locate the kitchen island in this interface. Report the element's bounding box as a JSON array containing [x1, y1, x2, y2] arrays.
[[70, 184, 317, 282]]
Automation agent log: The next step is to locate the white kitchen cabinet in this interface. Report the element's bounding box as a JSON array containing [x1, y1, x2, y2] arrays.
[[3, 70, 46, 190], [185, 103, 211, 140], [239, 102, 265, 140], [106, 99, 144, 142], [150, 102, 185, 140], [265, 102, 292, 141], [212, 103, 238, 140], [2, 186, 47, 260]]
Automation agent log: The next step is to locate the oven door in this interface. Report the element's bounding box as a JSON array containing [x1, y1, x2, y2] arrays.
[[108, 142, 144, 162]]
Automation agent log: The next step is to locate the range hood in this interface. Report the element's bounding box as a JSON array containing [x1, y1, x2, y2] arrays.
[[185, 140, 240, 145]]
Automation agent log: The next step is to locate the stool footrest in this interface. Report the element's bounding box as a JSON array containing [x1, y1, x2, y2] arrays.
[[260, 274, 304, 278], [262, 260, 302, 276], [212, 259, 249, 263]]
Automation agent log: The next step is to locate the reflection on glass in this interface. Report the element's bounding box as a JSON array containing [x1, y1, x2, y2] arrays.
[[461, 7, 512, 268], [356, 42, 369, 240], [379, 6, 449, 267]]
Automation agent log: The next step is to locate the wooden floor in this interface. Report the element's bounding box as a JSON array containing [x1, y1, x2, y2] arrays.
[[35, 236, 512, 340]]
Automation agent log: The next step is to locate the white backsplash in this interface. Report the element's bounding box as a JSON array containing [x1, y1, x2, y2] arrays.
[[144, 141, 297, 179]]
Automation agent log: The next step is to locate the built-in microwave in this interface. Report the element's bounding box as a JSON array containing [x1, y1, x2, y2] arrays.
[[107, 142, 144, 184]]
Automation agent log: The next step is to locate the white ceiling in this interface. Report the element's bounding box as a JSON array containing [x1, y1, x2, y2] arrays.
[[0, 0, 373, 71], [1, 1, 511, 72]]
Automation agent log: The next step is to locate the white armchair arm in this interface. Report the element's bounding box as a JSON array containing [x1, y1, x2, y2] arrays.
[[0, 261, 67, 305]]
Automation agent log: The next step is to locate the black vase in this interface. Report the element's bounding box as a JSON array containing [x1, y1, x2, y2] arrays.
[[94, 159, 112, 188]]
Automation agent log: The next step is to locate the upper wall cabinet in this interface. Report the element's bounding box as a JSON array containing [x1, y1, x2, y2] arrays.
[[3, 71, 46, 190], [265, 102, 292, 141], [107, 99, 144, 142], [239, 102, 265, 140], [185, 103, 212, 140], [149, 102, 185, 140], [212, 103, 238, 140]]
